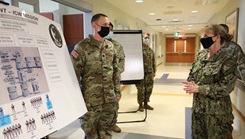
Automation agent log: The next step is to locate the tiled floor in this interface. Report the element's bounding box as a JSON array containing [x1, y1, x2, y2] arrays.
[[49, 64, 194, 139]]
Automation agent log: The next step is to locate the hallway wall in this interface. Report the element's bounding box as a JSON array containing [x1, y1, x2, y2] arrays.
[[238, 0, 245, 52], [209, 0, 239, 25]]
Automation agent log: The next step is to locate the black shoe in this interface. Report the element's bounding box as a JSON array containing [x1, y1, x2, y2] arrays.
[[138, 105, 144, 112], [144, 104, 154, 110], [112, 124, 121, 133]]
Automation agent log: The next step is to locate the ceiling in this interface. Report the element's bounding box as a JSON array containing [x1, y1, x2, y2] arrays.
[[104, 0, 230, 35]]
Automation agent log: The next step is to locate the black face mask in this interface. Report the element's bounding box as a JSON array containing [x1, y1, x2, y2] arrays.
[[97, 26, 110, 38], [200, 36, 215, 49]]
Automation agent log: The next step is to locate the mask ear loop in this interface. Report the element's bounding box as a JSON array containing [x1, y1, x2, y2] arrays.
[[92, 22, 100, 32], [95, 23, 101, 32]]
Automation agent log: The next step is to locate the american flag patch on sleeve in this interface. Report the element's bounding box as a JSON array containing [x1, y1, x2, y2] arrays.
[[71, 50, 80, 59]]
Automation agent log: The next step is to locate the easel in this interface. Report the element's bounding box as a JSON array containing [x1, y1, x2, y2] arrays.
[[117, 89, 147, 124], [117, 77, 148, 123]]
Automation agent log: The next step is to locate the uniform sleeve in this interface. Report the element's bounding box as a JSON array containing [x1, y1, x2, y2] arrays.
[[118, 43, 125, 73], [238, 62, 245, 83], [187, 55, 200, 82], [151, 49, 156, 73], [70, 44, 85, 82], [235, 45, 245, 83], [198, 58, 237, 97], [187, 50, 206, 82], [187, 64, 195, 82], [113, 49, 121, 98]]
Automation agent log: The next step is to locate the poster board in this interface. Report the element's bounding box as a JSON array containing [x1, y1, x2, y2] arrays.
[[111, 30, 144, 84], [0, 4, 87, 139]]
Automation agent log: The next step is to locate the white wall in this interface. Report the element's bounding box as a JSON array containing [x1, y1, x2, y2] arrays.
[[39, 0, 59, 12], [83, 12, 93, 38], [209, 0, 239, 24], [238, 0, 245, 52], [39, 0, 87, 33]]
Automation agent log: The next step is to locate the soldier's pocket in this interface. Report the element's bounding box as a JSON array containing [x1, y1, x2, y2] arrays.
[[203, 65, 221, 82]]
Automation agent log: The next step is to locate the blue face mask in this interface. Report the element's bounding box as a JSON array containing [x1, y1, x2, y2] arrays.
[[143, 38, 150, 45], [200, 36, 215, 49], [106, 31, 113, 39]]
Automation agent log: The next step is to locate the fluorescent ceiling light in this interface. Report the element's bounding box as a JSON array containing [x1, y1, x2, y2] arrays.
[[188, 25, 193, 27], [149, 13, 155, 15], [165, 29, 169, 30], [192, 10, 198, 13], [162, 26, 166, 27], [136, 0, 143, 3], [173, 18, 178, 22]]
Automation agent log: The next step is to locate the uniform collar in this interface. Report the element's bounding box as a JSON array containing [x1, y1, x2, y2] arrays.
[[89, 35, 105, 49], [203, 49, 222, 62]]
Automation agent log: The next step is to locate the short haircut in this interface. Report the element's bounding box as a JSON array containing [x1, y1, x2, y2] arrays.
[[91, 13, 108, 24], [143, 33, 150, 38], [109, 22, 113, 28]]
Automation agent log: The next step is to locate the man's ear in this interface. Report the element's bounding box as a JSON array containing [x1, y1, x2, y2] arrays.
[[91, 22, 96, 29]]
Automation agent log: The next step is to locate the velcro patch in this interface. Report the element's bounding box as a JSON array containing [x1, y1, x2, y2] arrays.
[[71, 50, 80, 59]]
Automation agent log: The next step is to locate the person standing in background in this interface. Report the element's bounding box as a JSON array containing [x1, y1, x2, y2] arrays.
[[71, 13, 120, 139], [106, 22, 125, 133], [135, 33, 156, 112], [183, 24, 237, 139], [219, 24, 245, 83]]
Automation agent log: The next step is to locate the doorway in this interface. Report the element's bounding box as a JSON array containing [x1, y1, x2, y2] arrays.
[[166, 37, 195, 64]]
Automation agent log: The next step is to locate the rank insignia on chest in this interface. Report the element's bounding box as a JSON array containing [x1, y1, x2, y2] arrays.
[[71, 50, 80, 59]]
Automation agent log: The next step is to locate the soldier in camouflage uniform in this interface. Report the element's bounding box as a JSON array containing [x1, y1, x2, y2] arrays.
[[106, 22, 125, 133], [183, 24, 237, 139], [135, 33, 156, 112], [71, 13, 120, 139], [219, 24, 245, 83]]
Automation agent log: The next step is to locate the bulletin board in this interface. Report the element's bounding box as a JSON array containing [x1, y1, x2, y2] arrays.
[[112, 30, 144, 84], [0, 4, 86, 139]]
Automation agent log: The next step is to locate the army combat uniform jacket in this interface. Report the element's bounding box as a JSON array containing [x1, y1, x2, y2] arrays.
[[187, 49, 237, 115], [71, 35, 120, 109], [222, 41, 245, 83], [142, 43, 156, 73]]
